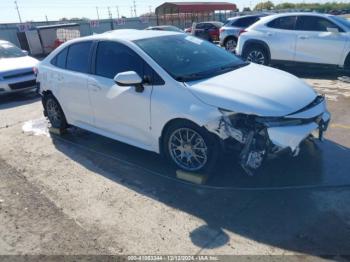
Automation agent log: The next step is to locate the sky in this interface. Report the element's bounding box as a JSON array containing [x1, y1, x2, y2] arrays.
[[0, 0, 343, 23]]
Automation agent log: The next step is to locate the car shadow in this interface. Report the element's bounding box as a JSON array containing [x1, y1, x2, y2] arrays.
[[0, 91, 40, 109], [50, 129, 350, 256], [272, 64, 346, 80]]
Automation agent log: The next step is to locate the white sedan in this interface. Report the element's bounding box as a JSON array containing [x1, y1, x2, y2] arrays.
[[37, 30, 330, 175], [0, 40, 39, 94]]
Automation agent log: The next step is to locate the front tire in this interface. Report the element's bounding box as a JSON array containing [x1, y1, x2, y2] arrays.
[[44, 94, 67, 130], [163, 121, 220, 174], [243, 45, 269, 65]]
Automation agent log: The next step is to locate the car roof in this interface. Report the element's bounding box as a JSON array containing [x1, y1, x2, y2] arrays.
[[74, 29, 182, 43], [227, 14, 267, 20], [263, 12, 334, 20], [252, 12, 336, 25]]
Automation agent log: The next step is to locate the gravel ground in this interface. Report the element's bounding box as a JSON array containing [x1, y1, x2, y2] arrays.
[[0, 73, 350, 259]]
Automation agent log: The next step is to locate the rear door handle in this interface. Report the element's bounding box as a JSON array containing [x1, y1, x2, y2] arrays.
[[298, 35, 308, 40]]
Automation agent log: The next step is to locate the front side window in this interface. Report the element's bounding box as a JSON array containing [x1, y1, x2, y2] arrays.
[[94, 41, 164, 85], [95, 41, 143, 79], [135, 34, 247, 82], [0, 42, 26, 59], [267, 16, 297, 30], [296, 16, 342, 32], [66, 42, 92, 73]]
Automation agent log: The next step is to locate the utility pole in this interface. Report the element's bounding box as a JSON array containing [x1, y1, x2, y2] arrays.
[[14, 1, 22, 24], [116, 6, 120, 18], [133, 0, 137, 17], [96, 6, 100, 20], [107, 7, 114, 30], [107, 6, 112, 19]]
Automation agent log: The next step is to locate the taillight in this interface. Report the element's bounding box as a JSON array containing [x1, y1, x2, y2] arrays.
[[220, 28, 225, 33], [239, 29, 247, 36]]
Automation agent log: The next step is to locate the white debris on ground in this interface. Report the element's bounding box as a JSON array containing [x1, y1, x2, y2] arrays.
[[22, 117, 50, 137], [304, 78, 350, 102]]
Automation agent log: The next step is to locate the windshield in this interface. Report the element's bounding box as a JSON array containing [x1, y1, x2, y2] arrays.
[[333, 16, 350, 31], [135, 34, 247, 81], [0, 42, 26, 59]]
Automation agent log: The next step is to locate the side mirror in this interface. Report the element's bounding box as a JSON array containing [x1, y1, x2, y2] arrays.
[[114, 71, 144, 92], [22, 50, 29, 55], [327, 27, 339, 34]]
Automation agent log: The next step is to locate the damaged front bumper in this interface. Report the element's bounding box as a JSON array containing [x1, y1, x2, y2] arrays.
[[267, 111, 330, 155], [204, 95, 331, 175]]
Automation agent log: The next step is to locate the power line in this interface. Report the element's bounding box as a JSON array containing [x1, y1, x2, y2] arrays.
[[14, 1, 22, 23]]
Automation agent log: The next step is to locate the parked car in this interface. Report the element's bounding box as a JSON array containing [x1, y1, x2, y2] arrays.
[[236, 13, 350, 69], [145, 25, 183, 32], [0, 40, 39, 95], [220, 14, 268, 52], [37, 30, 330, 175], [185, 21, 223, 42]]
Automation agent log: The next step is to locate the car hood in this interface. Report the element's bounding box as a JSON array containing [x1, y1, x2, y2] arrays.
[[186, 63, 317, 117], [0, 56, 39, 74]]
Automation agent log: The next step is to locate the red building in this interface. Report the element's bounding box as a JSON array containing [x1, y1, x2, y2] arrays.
[[155, 2, 238, 27]]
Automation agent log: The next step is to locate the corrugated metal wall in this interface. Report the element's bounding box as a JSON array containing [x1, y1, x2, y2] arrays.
[[0, 17, 158, 47]]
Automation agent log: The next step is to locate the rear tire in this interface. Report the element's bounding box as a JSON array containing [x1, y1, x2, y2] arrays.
[[44, 94, 67, 131], [163, 120, 221, 174], [243, 44, 270, 65], [224, 37, 237, 53]]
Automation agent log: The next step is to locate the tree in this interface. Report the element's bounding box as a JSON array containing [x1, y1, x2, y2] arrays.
[[254, 1, 274, 10]]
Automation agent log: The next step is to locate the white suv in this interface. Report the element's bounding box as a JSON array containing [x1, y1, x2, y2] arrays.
[[236, 13, 350, 69], [37, 30, 330, 175]]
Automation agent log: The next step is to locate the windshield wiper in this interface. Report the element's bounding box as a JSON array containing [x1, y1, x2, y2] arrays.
[[175, 62, 249, 82], [220, 62, 249, 71]]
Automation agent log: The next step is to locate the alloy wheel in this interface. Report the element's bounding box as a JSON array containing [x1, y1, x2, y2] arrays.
[[246, 50, 266, 65], [168, 128, 208, 171]]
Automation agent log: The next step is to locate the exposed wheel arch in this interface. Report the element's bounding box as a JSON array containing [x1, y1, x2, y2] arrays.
[[159, 118, 222, 155], [159, 118, 196, 155], [160, 118, 222, 173]]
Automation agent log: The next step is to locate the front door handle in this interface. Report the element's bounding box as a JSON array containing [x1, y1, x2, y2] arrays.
[[89, 83, 102, 92]]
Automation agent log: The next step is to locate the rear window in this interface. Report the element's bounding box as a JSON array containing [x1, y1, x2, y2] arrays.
[[66, 42, 92, 73], [233, 16, 260, 27], [51, 47, 68, 69], [267, 16, 297, 30]]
